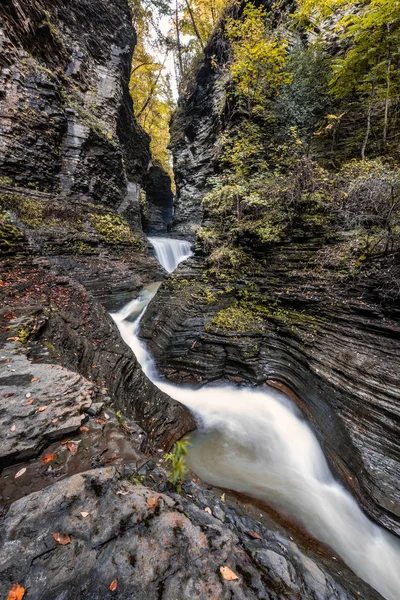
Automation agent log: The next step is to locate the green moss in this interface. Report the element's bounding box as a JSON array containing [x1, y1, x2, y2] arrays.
[[89, 213, 143, 248], [0, 176, 14, 186], [0, 212, 24, 255], [207, 306, 263, 333]]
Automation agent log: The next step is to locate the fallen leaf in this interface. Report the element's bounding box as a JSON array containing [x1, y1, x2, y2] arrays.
[[52, 418, 59, 424], [4, 393, 15, 398], [245, 530, 262, 540], [10, 425, 16, 432], [109, 580, 118, 592], [22, 398, 34, 406], [204, 507, 212, 514], [96, 418, 105, 425], [14, 468, 27, 479], [37, 405, 49, 413], [79, 426, 89, 432], [220, 493, 225, 502], [220, 566, 239, 581], [61, 437, 70, 445], [67, 442, 78, 455], [31, 377, 39, 382], [6, 336, 20, 342], [80, 511, 89, 518], [51, 532, 71, 545], [41, 453, 56, 464], [147, 496, 159, 510], [7, 583, 25, 600]]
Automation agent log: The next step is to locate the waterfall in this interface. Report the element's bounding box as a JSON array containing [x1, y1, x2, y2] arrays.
[[148, 236, 192, 273], [111, 236, 400, 600]]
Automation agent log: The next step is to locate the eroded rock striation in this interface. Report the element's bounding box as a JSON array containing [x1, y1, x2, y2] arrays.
[[142, 4, 400, 537]]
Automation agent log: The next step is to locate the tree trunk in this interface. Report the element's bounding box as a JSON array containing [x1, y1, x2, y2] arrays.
[[383, 57, 391, 146], [361, 81, 375, 160], [184, 0, 205, 51], [175, 0, 184, 84]]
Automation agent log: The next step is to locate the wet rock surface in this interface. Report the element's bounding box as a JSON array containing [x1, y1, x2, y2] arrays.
[[0, 466, 368, 600], [141, 250, 400, 537]]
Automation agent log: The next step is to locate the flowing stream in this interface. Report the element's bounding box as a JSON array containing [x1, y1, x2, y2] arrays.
[[112, 236, 400, 600]]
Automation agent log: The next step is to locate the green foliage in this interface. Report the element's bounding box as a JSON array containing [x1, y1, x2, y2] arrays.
[[225, 2, 290, 116], [165, 437, 190, 492]]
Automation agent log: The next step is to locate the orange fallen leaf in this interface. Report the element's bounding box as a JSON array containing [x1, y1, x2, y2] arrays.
[[41, 453, 56, 464], [7, 583, 25, 600], [147, 496, 159, 510], [61, 438, 70, 445], [79, 426, 89, 432], [52, 418, 59, 423], [22, 398, 34, 406], [109, 580, 118, 592], [37, 405, 49, 413], [51, 532, 71, 545], [31, 377, 39, 382], [96, 418, 105, 425], [245, 530, 262, 540], [15, 468, 27, 479], [220, 566, 239, 581], [67, 442, 78, 455], [6, 336, 20, 342]]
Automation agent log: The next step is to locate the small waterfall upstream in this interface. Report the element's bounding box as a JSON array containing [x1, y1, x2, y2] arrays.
[[112, 236, 400, 600], [148, 236, 192, 273]]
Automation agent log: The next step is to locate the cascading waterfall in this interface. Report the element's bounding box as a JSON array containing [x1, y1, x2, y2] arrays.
[[148, 236, 192, 273], [112, 236, 400, 600]]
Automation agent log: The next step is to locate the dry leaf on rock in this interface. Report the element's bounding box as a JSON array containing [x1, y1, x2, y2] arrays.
[[67, 442, 78, 455], [52, 418, 58, 424], [204, 507, 212, 514], [5, 393, 15, 398], [31, 377, 39, 382], [147, 496, 159, 510], [52, 532, 71, 545], [22, 398, 34, 406], [80, 511, 89, 518], [96, 418, 105, 425], [37, 405, 49, 413], [14, 468, 26, 479], [109, 580, 118, 592], [41, 454, 56, 464], [7, 583, 25, 600], [80, 426, 89, 432], [220, 566, 239, 581], [245, 530, 262, 539]]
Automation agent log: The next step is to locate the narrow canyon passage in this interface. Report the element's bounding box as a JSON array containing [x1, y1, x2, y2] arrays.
[[113, 237, 400, 600]]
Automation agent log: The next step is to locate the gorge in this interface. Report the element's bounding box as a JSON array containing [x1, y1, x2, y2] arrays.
[[1, 0, 400, 599]]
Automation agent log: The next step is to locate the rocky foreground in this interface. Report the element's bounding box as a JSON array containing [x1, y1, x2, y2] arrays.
[[0, 0, 395, 599]]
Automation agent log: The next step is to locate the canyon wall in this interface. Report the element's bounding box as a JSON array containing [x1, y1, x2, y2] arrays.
[[142, 1, 400, 537]]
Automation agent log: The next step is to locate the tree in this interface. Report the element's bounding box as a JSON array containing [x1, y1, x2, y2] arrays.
[[296, 0, 400, 157]]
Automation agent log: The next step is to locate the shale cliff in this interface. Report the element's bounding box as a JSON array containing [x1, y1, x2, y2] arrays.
[[142, 1, 400, 539], [0, 1, 395, 599]]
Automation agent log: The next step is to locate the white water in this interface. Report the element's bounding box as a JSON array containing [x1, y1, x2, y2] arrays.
[[148, 236, 192, 273], [112, 237, 400, 600]]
